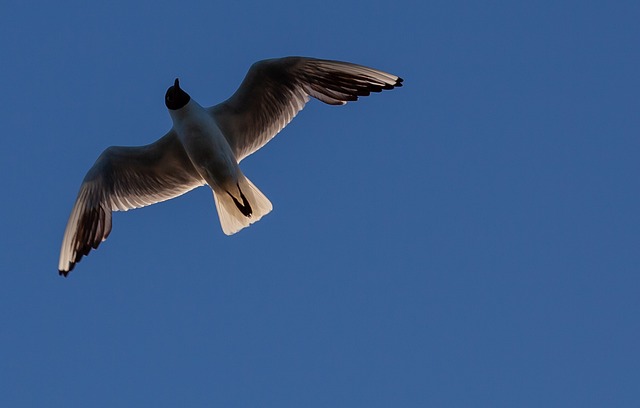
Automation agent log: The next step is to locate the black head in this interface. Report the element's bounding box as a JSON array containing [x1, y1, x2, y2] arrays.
[[165, 78, 190, 110]]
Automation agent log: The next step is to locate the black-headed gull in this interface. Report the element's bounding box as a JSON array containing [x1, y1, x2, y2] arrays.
[[59, 56, 403, 275]]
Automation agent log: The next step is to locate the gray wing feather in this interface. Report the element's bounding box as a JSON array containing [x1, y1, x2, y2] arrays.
[[208, 57, 403, 162], [58, 131, 204, 275]]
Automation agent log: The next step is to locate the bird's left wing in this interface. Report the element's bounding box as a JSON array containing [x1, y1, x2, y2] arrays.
[[58, 131, 205, 275], [208, 57, 403, 162]]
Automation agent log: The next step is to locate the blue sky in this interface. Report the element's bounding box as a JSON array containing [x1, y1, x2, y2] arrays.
[[1, 0, 639, 406]]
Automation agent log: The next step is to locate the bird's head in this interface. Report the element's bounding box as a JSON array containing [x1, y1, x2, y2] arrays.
[[165, 78, 191, 110]]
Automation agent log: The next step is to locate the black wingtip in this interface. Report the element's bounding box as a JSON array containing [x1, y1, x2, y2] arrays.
[[59, 260, 76, 277], [383, 77, 403, 90]]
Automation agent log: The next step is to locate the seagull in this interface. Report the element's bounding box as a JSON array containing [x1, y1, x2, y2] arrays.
[[58, 56, 403, 276]]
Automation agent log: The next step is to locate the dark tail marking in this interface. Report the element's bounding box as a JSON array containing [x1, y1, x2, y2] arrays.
[[227, 184, 253, 217]]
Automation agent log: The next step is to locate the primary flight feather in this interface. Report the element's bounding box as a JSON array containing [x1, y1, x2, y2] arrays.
[[58, 56, 403, 276]]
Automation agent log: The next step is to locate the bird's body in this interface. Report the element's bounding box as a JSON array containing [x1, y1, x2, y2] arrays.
[[59, 56, 403, 275], [171, 98, 239, 189]]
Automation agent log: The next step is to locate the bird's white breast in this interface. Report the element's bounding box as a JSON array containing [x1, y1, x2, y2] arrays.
[[169, 100, 239, 186]]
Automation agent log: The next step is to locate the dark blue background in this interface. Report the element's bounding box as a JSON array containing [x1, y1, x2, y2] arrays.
[[1, 1, 638, 406]]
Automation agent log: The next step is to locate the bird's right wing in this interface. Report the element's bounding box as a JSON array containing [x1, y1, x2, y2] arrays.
[[208, 57, 403, 162], [58, 131, 205, 275]]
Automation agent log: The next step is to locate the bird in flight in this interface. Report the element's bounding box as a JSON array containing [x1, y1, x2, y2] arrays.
[[58, 56, 403, 276]]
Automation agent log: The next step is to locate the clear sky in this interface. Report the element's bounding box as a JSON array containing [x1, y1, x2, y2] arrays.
[[1, 0, 639, 406]]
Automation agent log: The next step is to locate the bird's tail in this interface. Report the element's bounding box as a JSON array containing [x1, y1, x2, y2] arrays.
[[212, 174, 273, 235]]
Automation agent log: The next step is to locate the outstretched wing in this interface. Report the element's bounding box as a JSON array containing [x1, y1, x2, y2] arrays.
[[58, 131, 205, 275], [208, 57, 403, 162]]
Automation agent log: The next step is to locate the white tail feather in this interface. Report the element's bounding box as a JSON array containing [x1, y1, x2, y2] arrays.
[[212, 175, 273, 235]]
